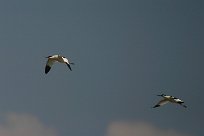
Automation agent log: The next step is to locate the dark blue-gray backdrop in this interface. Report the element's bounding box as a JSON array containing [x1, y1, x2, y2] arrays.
[[0, 0, 203, 136]]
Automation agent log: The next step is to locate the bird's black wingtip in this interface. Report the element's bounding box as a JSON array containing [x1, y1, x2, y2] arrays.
[[45, 65, 51, 74], [153, 105, 160, 108], [66, 63, 72, 71]]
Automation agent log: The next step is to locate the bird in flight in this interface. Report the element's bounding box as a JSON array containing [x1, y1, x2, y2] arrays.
[[153, 94, 187, 108], [45, 55, 74, 74]]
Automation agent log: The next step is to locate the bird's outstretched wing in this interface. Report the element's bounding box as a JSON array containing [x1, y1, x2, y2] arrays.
[[153, 99, 169, 108], [63, 57, 74, 71], [45, 59, 56, 74]]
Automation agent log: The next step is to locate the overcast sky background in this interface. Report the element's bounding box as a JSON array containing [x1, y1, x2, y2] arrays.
[[0, 0, 203, 136]]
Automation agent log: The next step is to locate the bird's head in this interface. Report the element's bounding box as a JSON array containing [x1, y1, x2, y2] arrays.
[[45, 56, 52, 58], [157, 94, 165, 97]]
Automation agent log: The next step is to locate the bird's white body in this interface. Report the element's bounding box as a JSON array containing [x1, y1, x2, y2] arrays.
[[153, 94, 187, 108], [47, 55, 68, 63], [45, 55, 74, 74]]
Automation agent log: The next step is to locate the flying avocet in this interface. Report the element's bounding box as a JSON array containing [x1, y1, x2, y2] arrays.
[[153, 94, 187, 108], [45, 55, 74, 74]]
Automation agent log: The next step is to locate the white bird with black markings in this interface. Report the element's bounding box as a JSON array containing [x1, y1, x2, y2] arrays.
[[45, 55, 74, 74], [153, 94, 187, 108]]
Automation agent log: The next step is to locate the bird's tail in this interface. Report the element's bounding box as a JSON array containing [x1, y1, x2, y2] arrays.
[[181, 104, 187, 108]]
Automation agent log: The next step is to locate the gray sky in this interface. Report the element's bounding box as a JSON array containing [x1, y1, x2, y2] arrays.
[[0, 0, 203, 136]]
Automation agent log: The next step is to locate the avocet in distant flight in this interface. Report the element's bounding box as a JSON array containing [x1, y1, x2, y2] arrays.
[[153, 94, 187, 108], [45, 55, 74, 74]]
